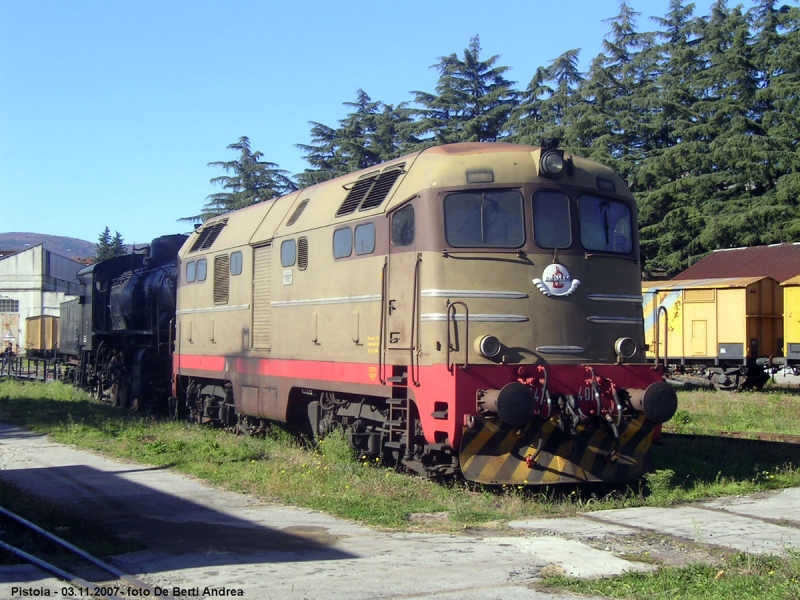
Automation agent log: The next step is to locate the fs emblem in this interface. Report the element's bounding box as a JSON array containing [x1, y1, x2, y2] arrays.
[[533, 263, 580, 297]]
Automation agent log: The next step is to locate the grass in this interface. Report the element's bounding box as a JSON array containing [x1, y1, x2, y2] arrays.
[[665, 387, 800, 436], [2, 380, 800, 597], [540, 551, 800, 600]]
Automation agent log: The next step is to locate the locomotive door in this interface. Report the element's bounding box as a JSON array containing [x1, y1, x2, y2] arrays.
[[385, 203, 419, 373]]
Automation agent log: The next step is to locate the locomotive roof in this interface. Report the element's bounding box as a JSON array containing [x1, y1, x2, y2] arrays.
[[182, 142, 632, 256]]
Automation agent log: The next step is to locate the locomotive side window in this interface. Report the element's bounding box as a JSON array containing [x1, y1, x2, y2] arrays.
[[444, 190, 524, 248], [281, 239, 296, 267], [392, 204, 415, 246], [230, 251, 243, 275], [354, 223, 376, 255], [579, 195, 633, 254], [533, 190, 571, 249], [333, 227, 352, 259], [196, 258, 207, 281], [186, 261, 196, 283]]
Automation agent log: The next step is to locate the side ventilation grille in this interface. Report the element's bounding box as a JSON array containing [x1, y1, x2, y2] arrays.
[[214, 254, 230, 304], [298, 237, 308, 270]]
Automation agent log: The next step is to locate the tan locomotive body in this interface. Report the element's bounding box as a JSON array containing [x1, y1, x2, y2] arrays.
[[173, 142, 677, 485]]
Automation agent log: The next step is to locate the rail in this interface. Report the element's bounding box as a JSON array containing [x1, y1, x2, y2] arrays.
[[0, 506, 158, 599], [0, 356, 64, 382]]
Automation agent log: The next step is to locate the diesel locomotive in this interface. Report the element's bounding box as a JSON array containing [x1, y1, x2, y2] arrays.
[[169, 142, 677, 485]]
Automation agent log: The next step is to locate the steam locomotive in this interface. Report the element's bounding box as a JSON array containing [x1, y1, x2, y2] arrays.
[[60, 235, 187, 409], [63, 142, 678, 486]]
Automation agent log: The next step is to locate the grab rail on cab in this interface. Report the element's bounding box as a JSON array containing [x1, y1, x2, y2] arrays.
[[653, 305, 668, 370], [446, 300, 469, 372]]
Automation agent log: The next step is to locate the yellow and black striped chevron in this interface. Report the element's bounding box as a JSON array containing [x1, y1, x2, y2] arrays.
[[459, 414, 655, 485]]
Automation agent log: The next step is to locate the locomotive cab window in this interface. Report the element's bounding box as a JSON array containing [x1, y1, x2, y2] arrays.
[[196, 258, 207, 281], [333, 227, 352, 259], [392, 204, 414, 247], [186, 261, 196, 283], [281, 239, 296, 267], [230, 251, 243, 275], [354, 223, 376, 255], [579, 195, 632, 254], [533, 190, 571, 249], [444, 190, 524, 248]]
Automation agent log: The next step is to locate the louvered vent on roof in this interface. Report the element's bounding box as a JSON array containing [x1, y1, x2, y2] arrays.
[[298, 237, 308, 270], [286, 199, 309, 226], [189, 221, 226, 252], [335, 172, 379, 217], [359, 166, 404, 211]]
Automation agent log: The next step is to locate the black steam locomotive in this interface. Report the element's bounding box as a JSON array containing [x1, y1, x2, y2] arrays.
[[60, 235, 187, 410]]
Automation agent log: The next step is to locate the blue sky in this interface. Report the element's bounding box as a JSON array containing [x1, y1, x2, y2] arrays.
[[1, 0, 733, 247]]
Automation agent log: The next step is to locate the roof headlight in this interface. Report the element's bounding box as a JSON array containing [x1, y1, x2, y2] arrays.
[[540, 150, 564, 177]]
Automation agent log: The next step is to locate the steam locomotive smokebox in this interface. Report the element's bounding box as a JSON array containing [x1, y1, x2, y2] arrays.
[[148, 235, 189, 267]]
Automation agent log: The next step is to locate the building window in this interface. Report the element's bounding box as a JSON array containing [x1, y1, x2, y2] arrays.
[[0, 299, 19, 312]]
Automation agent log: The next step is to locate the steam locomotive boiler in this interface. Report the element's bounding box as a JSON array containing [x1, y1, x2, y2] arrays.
[[171, 142, 678, 485], [60, 234, 187, 410]]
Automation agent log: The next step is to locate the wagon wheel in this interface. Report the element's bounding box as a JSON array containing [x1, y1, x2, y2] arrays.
[[710, 370, 739, 392]]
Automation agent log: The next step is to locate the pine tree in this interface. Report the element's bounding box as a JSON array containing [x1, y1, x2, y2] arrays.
[[94, 227, 126, 262], [183, 137, 298, 223], [410, 36, 516, 147]]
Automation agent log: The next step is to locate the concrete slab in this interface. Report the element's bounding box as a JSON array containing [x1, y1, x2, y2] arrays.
[[0, 423, 612, 599], [591, 506, 800, 555], [702, 488, 800, 525], [507, 517, 638, 538]]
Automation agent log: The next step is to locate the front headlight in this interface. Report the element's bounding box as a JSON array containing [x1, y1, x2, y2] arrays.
[[540, 150, 564, 177]]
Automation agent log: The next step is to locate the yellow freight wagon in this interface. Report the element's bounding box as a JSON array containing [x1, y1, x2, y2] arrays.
[[780, 275, 800, 364], [642, 277, 782, 389], [25, 315, 59, 356]]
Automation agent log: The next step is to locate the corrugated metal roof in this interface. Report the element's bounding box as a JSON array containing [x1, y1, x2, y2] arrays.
[[674, 243, 800, 283], [642, 277, 773, 291]]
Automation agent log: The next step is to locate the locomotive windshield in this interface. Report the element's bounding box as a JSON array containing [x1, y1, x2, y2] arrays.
[[579, 195, 633, 254], [533, 190, 571, 249], [444, 190, 524, 248]]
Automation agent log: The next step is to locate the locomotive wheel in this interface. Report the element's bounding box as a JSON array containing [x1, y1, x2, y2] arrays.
[[130, 396, 143, 412]]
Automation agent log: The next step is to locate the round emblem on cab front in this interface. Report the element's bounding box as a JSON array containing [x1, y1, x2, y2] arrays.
[[533, 263, 580, 297]]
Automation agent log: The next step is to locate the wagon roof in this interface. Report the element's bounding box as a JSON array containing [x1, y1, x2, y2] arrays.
[[641, 276, 777, 291], [674, 243, 800, 283]]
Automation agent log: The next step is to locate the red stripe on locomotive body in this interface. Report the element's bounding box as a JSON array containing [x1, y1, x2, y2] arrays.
[[174, 353, 664, 448]]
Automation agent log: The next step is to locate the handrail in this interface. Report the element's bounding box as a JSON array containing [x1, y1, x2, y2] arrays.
[[409, 254, 422, 387], [654, 305, 668, 370], [378, 259, 388, 384], [446, 300, 470, 372]]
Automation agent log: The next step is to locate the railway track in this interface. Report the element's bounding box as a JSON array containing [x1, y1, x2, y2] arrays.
[[0, 506, 161, 599], [662, 430, 800, 444]]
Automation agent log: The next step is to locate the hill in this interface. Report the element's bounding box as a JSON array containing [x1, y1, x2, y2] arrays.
[[0, 232, 96, 260]]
